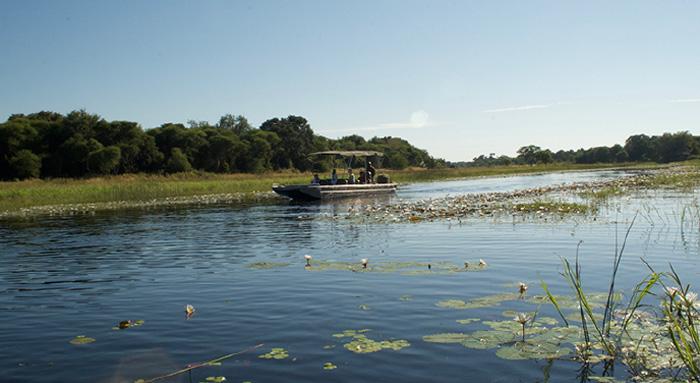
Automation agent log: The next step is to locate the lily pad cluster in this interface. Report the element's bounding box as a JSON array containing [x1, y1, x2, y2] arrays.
[[332, 329, 410, 354], [424, 316, 576, 360], [258, 348, 289, 360], [436, 293, 520, 310]]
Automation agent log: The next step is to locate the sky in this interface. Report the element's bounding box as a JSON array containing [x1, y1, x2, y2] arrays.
[[1, 1, 699, 162]]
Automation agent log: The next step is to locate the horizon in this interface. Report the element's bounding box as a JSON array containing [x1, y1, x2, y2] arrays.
[[1, 1, 698, 161]]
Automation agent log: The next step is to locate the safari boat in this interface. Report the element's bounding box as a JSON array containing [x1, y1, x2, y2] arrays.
[[272, 150, 397, 201]]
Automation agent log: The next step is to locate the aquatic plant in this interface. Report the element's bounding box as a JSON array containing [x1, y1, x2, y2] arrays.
[[247, 261, 290, 270], [436, 293, 519, 310], [201, 377, 226, 383], [333, 329, 410, 354], [69, 335, 95, 345], [258, 347, 289, 360], [518, 282, 528, 296], [185, 304, 195, 317], [513, 312, 531, 341], [304, 254, 312, 267], [361, 258, 368, 268], [113, 319, 144, 330], [323, 362, 337, 370]]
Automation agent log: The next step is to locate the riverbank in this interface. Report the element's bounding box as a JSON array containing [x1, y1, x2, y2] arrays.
[[0, 162, 668, 218]]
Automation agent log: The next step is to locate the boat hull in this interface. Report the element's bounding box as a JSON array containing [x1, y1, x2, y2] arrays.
[[273, 183, 397, 200]]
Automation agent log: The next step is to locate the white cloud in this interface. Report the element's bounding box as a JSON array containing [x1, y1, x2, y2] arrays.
[[669, 98, 700, 103], [482, 104, 551, 113]]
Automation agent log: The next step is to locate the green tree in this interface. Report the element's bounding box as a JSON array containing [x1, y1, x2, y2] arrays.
[[9, 149, 41, 179], [217, 114, 252, 135], [516, 145, 542, 165], [260, 116, 314, 170], [165, 147, 192, 173], [87, 146, 122, 174]]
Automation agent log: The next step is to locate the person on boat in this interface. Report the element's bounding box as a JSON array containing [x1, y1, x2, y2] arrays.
[[347, 168, 356, 184], [331, 168, 338, 185], [311, 174, 320, 184], [366, 162, 376, 183], [359, 170, 367, 184]]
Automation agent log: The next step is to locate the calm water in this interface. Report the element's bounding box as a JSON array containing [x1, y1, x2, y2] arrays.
[[1, 171, 699, 383]]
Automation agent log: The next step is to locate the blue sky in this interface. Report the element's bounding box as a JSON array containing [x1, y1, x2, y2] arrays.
[[1, 1, 698, 161]]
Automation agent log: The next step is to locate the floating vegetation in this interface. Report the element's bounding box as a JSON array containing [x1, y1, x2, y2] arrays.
[[330, 167, 700, 225], [69, 335, 95, 345], [436, 293, 519, 310], [424, 316, 577, 358], [399, 295, 413, 301], [323, 362, 337, 370], [247, 262, 290, 270], [303, 260, 487, 275], [258, 348, 289, 360], [113, 319, 144, 330], [456, 318, 480, 324], [495, 341, 571, 360], [358, 304, 371, 311], [201, 377, 227, 383], [333, 329, 410, 354]]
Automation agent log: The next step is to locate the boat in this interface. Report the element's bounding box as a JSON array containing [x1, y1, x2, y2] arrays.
[[272, 150, 398, 200]]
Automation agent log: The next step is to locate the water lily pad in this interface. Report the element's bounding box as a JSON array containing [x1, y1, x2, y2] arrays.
[[422, 333, 469, 344], [247, 262, 290, 270], [69, 335, 95, 345], [436, 293, 519, 310], [334, 329, 410, 353], [399, 295, 413, 301], [358, 304, 371, 311], [258, 348, 289, 360], [323, 362, 337, 370], [456, 318, 480, 325], [201, 377, 226, 383], [461, 330, 515, 349], [495, 341, 571, 360]]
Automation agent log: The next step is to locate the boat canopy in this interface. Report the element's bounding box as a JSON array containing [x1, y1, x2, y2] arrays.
[[308, 150, 384, 157]]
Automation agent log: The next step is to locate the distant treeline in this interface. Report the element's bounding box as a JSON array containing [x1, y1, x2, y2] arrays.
[[0, 110, 443, 180], [463, 132, 700, 167]]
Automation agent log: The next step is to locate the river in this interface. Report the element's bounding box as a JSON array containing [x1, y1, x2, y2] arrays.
[[1, 170, 698, 382]]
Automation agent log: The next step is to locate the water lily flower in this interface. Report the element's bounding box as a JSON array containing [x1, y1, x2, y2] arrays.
[[479, 259, 487, 267], [185, 304, 195, 317], [361, 258, 368, 268], [304, 254, 312, 266], [513, 312, 531, 341], [518, 282, 528, 295]]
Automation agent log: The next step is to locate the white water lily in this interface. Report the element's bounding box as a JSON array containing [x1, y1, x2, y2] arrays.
[[513, 312, 531, 325], [304, 254, 312, 266], [185, 304, 195, 316], [683, 291, 698, 307], [479, 259, 487, 267], [361, 258, 368, 268]]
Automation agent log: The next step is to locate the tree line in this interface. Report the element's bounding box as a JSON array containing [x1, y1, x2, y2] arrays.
[[0, 110, 443, 180], [465, 132, 699, 167]]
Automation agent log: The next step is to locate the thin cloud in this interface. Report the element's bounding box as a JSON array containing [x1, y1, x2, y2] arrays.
[[669, 98, 700, 103], [482, 104, 551, 113]]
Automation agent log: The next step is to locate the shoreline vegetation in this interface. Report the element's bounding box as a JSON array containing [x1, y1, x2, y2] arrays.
[[0, 161, 682, 218]]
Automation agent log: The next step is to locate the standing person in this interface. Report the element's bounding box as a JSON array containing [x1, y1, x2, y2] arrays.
[[366, 161, 376, 184], [347, 168, 356, 184], [311, 174, 320, 184], [331, 168, 338, 185]]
